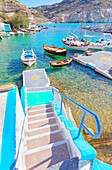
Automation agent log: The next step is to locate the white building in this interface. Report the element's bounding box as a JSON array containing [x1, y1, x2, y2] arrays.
[[0, 23, 11, 32]]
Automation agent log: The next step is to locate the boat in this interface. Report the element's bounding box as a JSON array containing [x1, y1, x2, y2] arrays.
[[21, 49, 37, 68], [0, 36, 3, 40], [89, 39, 108, 50], [0, 32, 9, 37], [62, 36, 90, 51], [9, 32, 15, 36], [50, 58, 72, 67], [62, 10, 90, 51], [43, 44, 67, 56], [17, 31, 24, 35]]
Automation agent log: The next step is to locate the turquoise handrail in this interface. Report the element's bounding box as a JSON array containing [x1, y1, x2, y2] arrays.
[[52, 88, 101, 139]]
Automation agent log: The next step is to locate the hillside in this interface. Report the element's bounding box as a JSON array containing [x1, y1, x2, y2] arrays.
[[0, 0, 50, 23], [33, 0, 112, 23]]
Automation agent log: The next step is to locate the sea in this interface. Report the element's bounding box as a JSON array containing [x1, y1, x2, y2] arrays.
[[0, 23, 112, 164]]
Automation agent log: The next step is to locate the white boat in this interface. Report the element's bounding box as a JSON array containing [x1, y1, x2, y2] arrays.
[[62, 36, 90, 51], [17, 31, 24, 35], [62, 9, 90, 51], [21, 49, 37, 68], [89, 39, 109, 50], [0, 32, 9, 37], [9, 32, 15, 36], [0, 36, 2, 40]]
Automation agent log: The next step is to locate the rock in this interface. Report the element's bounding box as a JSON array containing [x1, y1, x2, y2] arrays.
[[83, 24, 112, 33], [83, 128, 95, 135]]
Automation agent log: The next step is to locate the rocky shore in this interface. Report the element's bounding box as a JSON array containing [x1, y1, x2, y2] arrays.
[[83, 24, 112, 34]]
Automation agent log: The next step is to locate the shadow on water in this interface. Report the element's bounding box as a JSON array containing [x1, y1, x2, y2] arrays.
[[44, 51, 67, 59], [7, 59, 23, 75], [7, 59, 23, 83]]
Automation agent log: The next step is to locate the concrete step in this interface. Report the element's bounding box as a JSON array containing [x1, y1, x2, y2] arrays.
[[28, 104, 52, 111], [28, 107, 53, 116], [26, 130, 64, 150], [28, 117, 57, 130], [25, 141, 70, 170], [27, 124, 59, 137], [27, 112, 54, 122], [46, 157, 79, 170]]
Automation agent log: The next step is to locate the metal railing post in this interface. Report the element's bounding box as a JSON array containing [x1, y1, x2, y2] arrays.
[[76, 111, 86, 139], [52, 88, 101, 139]]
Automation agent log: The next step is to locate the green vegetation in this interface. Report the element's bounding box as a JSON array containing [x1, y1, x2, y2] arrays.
[[10, 13, 29, 29]]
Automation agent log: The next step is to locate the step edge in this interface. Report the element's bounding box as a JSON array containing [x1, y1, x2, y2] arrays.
[[26, 123, 59, 132], [25, 140, 67, 155], [27, 116, 56, 124], [26, 129, 61, 140], [28, 107, 53, 113], [27, 112, 54, 118]]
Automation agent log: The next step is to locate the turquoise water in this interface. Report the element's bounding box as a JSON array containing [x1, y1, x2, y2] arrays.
[[0, 23, 112, 85], [0, 23, 112, 164]]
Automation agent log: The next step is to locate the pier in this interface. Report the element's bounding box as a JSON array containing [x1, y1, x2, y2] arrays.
[[72, 51, 112, 80]]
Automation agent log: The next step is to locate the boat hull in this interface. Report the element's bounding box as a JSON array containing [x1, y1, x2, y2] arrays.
[[50, 58, 72, 67], [89, 42, 106, 50], [63, 44, 88, 51], [21, 59, 36, 67], [43, 44, 67, 56], [62, 40, 89, 51]]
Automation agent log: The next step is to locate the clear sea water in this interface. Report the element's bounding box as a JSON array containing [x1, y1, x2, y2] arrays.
[[0, 23, 112, 164]]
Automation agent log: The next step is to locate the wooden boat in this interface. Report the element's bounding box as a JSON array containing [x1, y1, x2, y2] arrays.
[[43, 44, 67, 56], [50, 58, 72, 67], [62, 36, 90, 51], [21, 49, 37, 68], [62, 10, 90, 51]]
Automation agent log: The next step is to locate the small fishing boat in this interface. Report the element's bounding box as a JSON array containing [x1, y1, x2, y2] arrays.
[[62, 9, 90, 51], [62, 36, 90, 51], [0, 36, 3, 40], [17, 31, 24, 35], [21, 49, 37, 68], [43, 44, 67, 56], [50, 58, 72, 67], [89, 40, 107, 50]]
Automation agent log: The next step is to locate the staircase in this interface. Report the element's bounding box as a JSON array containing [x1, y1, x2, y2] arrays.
[[24, 103, 71, 170]]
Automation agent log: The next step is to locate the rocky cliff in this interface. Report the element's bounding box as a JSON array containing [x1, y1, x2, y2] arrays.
[[35, 0, 112, 23], [0, 0, 49, 23], [83, 24, 112, 33]]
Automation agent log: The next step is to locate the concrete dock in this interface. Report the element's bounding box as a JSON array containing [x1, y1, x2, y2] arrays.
[[23, 69, 50, 88], [72, 51, 112, 80]]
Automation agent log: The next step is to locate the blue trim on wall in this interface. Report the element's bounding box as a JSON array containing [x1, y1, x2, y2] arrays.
[[0, 87, 17, 169], [86, 63, 96, 70], [21, 86, 26, 115]]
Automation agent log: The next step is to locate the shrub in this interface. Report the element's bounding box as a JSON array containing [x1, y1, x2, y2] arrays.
[[10, 13, 29, 29]]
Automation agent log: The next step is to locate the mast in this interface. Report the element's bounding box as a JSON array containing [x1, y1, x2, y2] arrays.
[[79, 9, 84, 41]]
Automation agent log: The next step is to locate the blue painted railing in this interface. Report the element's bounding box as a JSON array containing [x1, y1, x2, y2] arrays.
[[52, 88, 101, 139]]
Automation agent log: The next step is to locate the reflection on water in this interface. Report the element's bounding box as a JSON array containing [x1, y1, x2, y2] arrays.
[[0, 23, 112, 164]]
